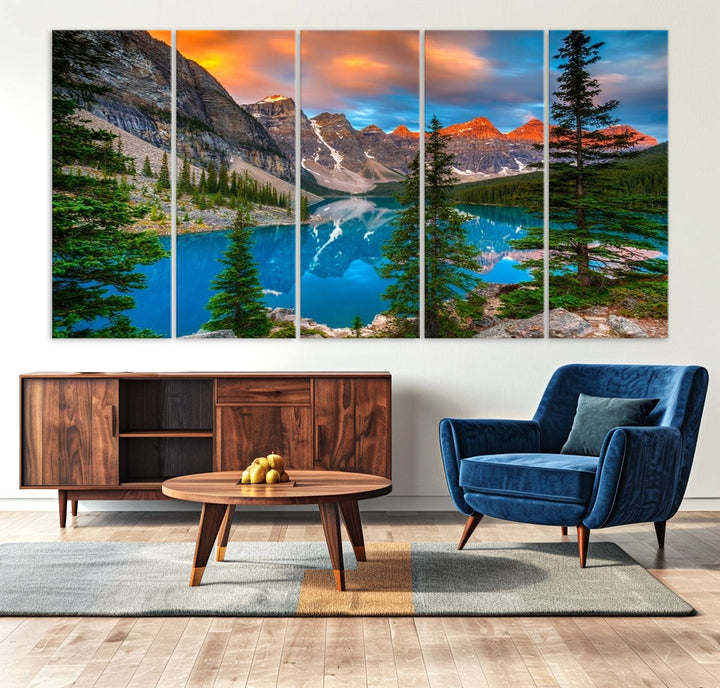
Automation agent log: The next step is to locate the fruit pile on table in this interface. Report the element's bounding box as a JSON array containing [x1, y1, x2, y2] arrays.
[[240, 452, 291, 484]]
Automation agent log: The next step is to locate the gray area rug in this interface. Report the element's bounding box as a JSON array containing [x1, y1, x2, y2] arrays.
[[0, 541, 692, 616]]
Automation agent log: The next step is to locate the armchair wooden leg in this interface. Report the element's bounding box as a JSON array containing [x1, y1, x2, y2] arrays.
[[577, 524, 590, 568], [654, 520, 666, 549], [561, 526, 568, 536], [458, 513, 483, 550]]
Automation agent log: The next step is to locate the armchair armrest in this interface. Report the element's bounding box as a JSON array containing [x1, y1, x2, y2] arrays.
[[584, 425, 683, 529], [439, 419, 540, 515]]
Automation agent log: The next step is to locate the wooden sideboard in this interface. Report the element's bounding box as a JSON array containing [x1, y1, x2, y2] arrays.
[[20, 372, 391, 526]]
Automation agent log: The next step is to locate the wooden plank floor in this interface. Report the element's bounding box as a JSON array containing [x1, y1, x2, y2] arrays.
[[1, 509, 719, 687]]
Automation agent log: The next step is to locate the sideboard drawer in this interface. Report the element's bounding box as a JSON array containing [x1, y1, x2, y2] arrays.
[[216, 378, 311, 405]]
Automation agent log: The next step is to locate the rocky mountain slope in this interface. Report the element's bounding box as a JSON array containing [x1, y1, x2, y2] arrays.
[[175, 56, 292, 182], [57, 31, 658, 199], [55, 31, 173, 150], [56, 30, 295, 192]]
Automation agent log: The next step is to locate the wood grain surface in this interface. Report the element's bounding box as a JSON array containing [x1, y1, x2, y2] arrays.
[[162, 469, 392, 506], [2, 510, 718, 687], [217, 406, 313, 472], [22, 378, 118, 487]]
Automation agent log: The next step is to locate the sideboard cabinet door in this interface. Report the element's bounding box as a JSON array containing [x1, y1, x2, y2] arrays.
[[22, 378, 119, 486], [217, 406, 313, 471], [314, 377, 391, 478]]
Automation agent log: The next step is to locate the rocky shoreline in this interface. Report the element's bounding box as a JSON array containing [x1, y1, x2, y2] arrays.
[[181, 308, 408, 339], [473, 307, 663, 338], [182, 304, 663, 339]]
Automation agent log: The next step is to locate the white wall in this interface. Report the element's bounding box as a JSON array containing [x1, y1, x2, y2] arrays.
[[1, 0, 718, 511]]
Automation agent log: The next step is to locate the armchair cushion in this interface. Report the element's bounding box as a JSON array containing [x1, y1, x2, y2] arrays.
[[460, 453, 599, 505], [560, 394, 659, 456]]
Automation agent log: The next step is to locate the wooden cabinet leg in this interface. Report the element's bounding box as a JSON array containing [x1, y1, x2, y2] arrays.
[[216, 505, 236, 562], [319, 502, 345, 591], [71, 500, 78, 517], [58, 490, 68, 528], [339, 500, 366, 562], [190, 503, 227, 586]]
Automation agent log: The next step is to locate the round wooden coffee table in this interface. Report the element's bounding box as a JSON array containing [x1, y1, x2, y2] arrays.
[[162, 470, 392, 591]]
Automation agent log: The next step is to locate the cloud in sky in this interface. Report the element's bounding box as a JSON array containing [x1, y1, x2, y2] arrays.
[[425, 31, 544, 133], [301, 31, 419, 132], [176, 31, 295, 106], [550, 30, 668, 141]]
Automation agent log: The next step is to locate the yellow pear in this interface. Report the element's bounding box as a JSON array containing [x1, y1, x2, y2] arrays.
[[267, 452, 285, 473], [252, 457, 270, 470], [240, 468, 251, 484], [266, 469, 280, 484], [249, 464, 267, 484]]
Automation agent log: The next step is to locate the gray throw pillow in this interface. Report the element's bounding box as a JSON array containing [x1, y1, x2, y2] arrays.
[[560, 394, 659, 456]]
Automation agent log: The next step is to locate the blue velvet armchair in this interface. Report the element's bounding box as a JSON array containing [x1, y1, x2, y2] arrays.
[[440, 364, 709, 567]]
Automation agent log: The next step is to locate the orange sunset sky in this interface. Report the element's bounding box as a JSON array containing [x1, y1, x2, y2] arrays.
[[168, 31, 295, 105], [147, 30, 420, 130], [301, 30, 418, 131]]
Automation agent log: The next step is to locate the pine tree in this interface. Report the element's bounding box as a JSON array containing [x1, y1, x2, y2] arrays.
[[218, 161, 229, 196], [377, 152, 420, 337], [300, 195, 310, 222], [203, 205, 272, 337], [351, 315, 364, 338], [156, 152, 170, 191], [141, 155, 153, 177], [178, 156, 192, 194], [206, 162, 218, 194], [509, 31, 666, 313], [52, 31, 168, 338], [424, 115, 484, 337]]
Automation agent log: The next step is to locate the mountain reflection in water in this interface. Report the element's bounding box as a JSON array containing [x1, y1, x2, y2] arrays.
[[130, 198, 537, 335]]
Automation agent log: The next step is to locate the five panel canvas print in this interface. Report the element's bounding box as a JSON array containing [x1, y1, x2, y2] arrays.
[[50, 29, 668, 339]]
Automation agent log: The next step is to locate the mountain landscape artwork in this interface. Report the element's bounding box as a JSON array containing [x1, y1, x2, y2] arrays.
[[540, 30, 668, 338], [50, 28, 669, 340], [300, 30, 421, 337], [175, 31, 297, 337], [424, 30, 544, 338], [52, 30, 172, 337]]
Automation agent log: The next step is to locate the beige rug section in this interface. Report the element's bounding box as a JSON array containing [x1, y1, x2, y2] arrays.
[[297, 542, 414, 615]]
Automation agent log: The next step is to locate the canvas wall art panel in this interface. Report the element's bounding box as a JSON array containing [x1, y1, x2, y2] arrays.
[[52, 30, 172, 338], [175, 30, 296, 338], [547, 30, 668, 338], [424, 30, 545, 338], [300, 30, 421, 338], [50, 28, 668, 341]]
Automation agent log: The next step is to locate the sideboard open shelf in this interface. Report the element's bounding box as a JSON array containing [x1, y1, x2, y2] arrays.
[[20, 372, 391, 526], [117, 378, 215, 484]]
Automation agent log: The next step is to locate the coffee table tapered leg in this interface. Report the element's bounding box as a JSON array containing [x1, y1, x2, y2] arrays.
[[190, 502, 227, 586], [216, 505, 235, 562], [339, 500, 366, 562], [319, 502, 345, 591]]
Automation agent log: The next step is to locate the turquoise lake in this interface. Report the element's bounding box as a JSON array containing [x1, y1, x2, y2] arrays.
[[124, 199, 546, 336]]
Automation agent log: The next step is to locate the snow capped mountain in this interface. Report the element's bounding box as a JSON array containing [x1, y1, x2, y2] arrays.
[[236, 96, 658, 193]]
